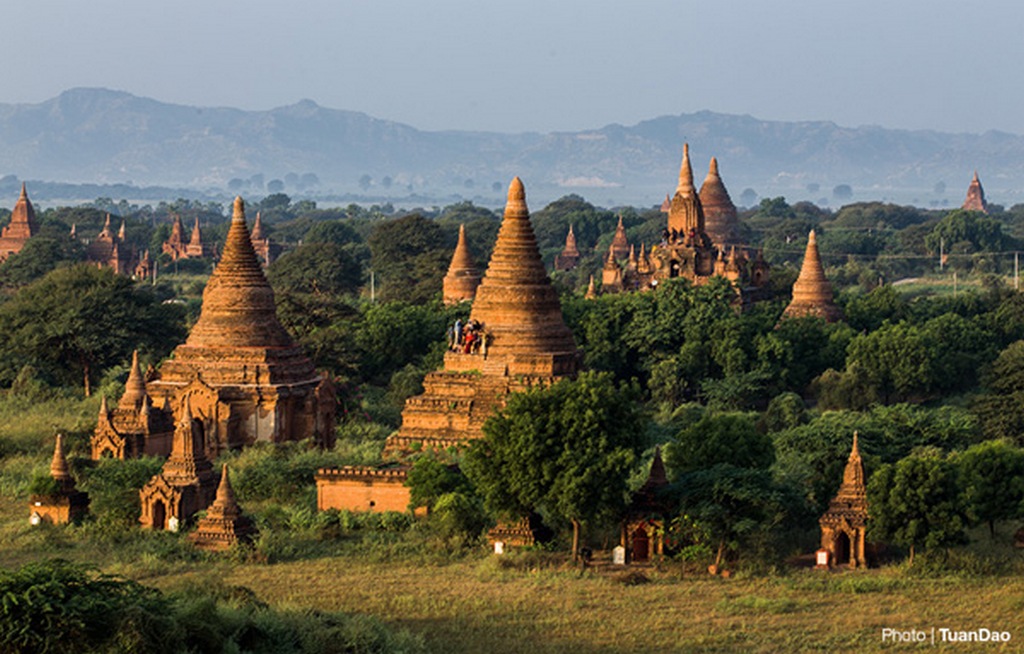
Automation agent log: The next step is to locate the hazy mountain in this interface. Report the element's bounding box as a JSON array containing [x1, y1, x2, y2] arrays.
[[2, 88, 1023, 207]]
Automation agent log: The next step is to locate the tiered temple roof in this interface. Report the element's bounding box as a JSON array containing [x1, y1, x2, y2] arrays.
[[145, 197, 335, 456], [85, 214, 133, 274], [139, 398, 220, 530], [442, 224, 482, 305], [962, 171, 988, 213], [819, 432, 869, 567], [667, 144, 707, 240], [610, 215, 630, 260], [699, 157, 740, 245], [0, 183, 38, 261], [249, 212, 281, 266], [554, 224, 581, 271], [185, 217, 216, 258], [189, 465, 258, 550], [163, 215, 189, 259], [781, 230, 842, 322], [91, 351, 174, 459], [384, 177, 580, 456]]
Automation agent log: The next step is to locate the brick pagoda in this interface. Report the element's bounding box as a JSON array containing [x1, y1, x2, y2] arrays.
[[699, 157, 741, 246], [317, 178, 581, 513], [819, 432, 869, 567], [554, 224, 581, 271], [962, 171, 988, 213], [0, 183, 38, 261], [29, 434, 89, 525], [442, 224, 482, 305], [91, 350, 174, 459], [781, 230, 843, 322], [139, 398, 220, 530], [188, 464, 258, 550]]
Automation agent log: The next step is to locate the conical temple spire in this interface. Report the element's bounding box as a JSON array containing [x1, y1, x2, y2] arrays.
[[19, 182, 27, 200], [443, 223, 482, 305], [466, 178, 578, 365], [610, 214, 629, 260], [676, 143, 695, 195], [118, 220, 126, 241], [782, 230, 842, 322], [250, 212, 265, 241], [838, 431, 866, 497], [963, 170, 988, 213], [164, 396, 215, 481], [211, 464, 242, 517], [585, 275, 596, 299], [182, 196, 295, 348], [562, 224, 580, 257], [100, 214, 113, 238], [50, 433, 72, 483], [119, 350, 148, 411]]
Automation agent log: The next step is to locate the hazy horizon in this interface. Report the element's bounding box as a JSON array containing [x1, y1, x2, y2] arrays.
[[3, 1, 1023, 136]]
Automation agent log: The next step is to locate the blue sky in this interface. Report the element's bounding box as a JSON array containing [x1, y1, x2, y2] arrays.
[[3, 0, 1021, 134]]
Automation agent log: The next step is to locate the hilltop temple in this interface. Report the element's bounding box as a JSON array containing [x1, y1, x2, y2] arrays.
[[93, 197, 335, 461], [819, 432, 869, 568], [0, 184, 39, 261], [780, 230, 843, 322], [317, 178, 581, 513], [962, 171, 988, 213], [600, 145, 769, 296], [442, 224, 482, 305]]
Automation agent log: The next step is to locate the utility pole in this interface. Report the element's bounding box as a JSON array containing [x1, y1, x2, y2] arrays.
[[939, 238, 944, 271], [1016, 252, 1020, 291]]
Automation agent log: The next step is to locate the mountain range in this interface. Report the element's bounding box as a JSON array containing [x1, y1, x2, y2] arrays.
[[1, 88, 1023, 208]]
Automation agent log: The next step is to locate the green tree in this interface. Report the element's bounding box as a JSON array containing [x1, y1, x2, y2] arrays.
[[867, 451, 968, 565], [844, 321, 932, 403], [955, 440, 1024, 537], [972, 340, 1024, 443], [367, 213, 449, 303], [463, 372, 647, 560], [0, 265, 185, 395], [0, 236, 85, 288], [268, 242, 363, 297], [664, 413, 774, 476]]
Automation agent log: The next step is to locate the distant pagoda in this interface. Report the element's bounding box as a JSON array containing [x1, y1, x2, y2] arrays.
[[442, 224, 482, 305], [610, 215, 630, 260], [554, 224, 581, 271], [699, 157, 741, 246], [0, 183, 38, 261], [781, 230, 842, 322], [962, 171, 988, 213]]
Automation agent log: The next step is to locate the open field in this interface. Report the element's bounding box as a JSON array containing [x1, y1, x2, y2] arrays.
[[1, 486, 1022, 654]]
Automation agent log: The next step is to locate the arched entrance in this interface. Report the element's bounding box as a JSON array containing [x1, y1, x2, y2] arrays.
[[152, 500, 167, 531], [835, 531, 851, 566], [632, 525, 650, 562]]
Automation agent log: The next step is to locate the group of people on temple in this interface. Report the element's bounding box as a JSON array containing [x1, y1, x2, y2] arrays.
[[661, 226, 702, 248], [448, 319, 488, 355]]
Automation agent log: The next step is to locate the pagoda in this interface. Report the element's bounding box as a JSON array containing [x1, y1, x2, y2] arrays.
[[188, 465, 258, 550], [139, 398, 220, 530], [442, 224, 482, 305], [185, 217, 216, 258], [554, 224, 581, 271], [819, 432, 869, 567], [0, 183, 38, 261], [962, 171, 988, 213], [163, 215, 189, 259], [699, 157, 741, 246], [317, 178, 581, 513], [249, 212, 281, 266], [29, 434, 89, 525], [91, 350, 174, 459], [145, 197, 335, 458], [781, 230, 843, 322], [85, 214, 132, 274], [610, 215, 630, 260]]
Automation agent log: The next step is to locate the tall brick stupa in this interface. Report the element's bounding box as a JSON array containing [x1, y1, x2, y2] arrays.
[[442, 224, 482, 305], [144, 197, 335, 457], [781, 230, 843, 322], [0, 184, 39, 261]]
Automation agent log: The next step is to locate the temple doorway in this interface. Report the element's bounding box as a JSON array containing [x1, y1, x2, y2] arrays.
[[632, 526, 650, 562], [152, 500, 166, 531], [835, 531, 850, 566]]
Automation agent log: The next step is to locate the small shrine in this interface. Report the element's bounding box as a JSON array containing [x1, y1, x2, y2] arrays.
[[188, 465, 258, 551], [185, 217, 216, 258], [962, 171, 988, 213], [553, 224, 581, 271], [781, 230, 843, 322], [0, 183, 39, 261], [819, 432, 869, 568], [139, 398, 219, 530], [29, 434, 89, 525], [442, 224, 482, 305], [91, 350, 174, 459], [249, 212, 281, 266], [162, 215, 190, 259], [85, 214, 133, 275], [621, 448, 672, 563]]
